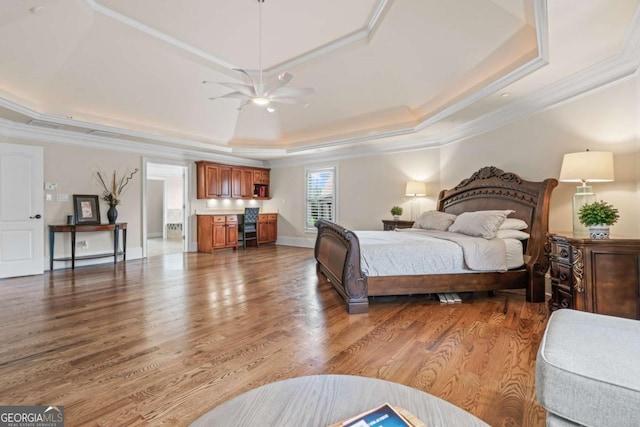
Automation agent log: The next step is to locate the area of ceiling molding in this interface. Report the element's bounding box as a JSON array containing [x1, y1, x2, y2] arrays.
[[86, 0, 393, 77], [0, 0, 638, 162]]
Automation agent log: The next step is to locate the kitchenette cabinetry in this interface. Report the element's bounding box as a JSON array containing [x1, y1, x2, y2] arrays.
[[197, 215, 238, 252], [196, 161, 270, 199], [258, 214, 277, 244]]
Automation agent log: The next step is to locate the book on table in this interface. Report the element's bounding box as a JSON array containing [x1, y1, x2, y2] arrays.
[[335, 403, 417, 427]]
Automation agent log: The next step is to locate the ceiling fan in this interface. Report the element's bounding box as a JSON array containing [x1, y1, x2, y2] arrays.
[[204, 0, 315, 113]]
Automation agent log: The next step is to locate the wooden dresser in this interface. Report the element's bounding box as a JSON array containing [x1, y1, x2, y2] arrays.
[[547, 233, 640, 320]]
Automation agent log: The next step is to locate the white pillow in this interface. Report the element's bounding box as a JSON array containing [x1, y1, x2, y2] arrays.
[[496, 229, 530, 240], [414, 211, 457, 231], [499, 218, 528, 231], [448, 210, 514, 239]]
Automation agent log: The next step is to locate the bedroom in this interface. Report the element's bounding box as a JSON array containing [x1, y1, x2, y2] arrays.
[[1, 0, 640, 426]]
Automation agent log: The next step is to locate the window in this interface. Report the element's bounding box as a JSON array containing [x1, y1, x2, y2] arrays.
[[306, 166, 336, 229]]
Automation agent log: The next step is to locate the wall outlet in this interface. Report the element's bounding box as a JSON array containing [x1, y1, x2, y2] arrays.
[[77, 240, 88, 249]]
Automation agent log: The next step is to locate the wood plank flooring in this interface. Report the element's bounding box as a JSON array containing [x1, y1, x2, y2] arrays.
[[0, 246, 549, 426]]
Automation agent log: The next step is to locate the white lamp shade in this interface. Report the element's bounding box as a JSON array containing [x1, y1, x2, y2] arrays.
[[405, 181, 427, 196], [559, 151, 614, 183]]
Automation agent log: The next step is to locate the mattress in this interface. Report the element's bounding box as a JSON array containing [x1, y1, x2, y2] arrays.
[[354, 229, 523, 277]]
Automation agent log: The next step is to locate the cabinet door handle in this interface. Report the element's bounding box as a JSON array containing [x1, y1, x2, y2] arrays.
[[559, 272, 568, 281], [30, 214, 42, 219], [560, 249, 569, 258]]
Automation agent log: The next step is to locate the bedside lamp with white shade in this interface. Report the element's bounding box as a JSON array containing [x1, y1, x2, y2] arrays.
[[405, 181, 427, 220], [559, 150, 614, 234]]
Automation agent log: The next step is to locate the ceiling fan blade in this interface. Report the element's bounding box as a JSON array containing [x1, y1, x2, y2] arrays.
[[264, 72, 294, 95], [270, 97, 309, 106], [205, 81, 256, 97], [209, 92, 249, 101], [234, 68, 260, 94], [269, 87, 315, 99]]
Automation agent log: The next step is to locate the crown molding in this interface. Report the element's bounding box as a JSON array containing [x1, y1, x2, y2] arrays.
[[0, 118, 266, 167], [0, 97, 235, 154], [84, 0, 393, 77]]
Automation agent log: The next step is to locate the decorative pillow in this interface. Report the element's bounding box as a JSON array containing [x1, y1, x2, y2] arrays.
[[448, 210, 514, 239], [414, 211, 457, 231], [496, 229, 530, 240], [499, 218, 528, 231]]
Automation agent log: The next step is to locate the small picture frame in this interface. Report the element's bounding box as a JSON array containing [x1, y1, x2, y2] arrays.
[[73, 195, 101, 225]]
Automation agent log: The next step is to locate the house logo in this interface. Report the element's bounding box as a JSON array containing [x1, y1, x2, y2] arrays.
[[0, 405, 64, 427]]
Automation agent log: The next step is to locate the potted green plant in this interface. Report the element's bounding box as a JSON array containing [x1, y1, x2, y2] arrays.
[[390, 205, 403, 220], [578, 200, 619, 239]]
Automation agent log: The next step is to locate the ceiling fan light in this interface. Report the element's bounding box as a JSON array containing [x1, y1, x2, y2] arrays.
[[252, 97, 270, 106]]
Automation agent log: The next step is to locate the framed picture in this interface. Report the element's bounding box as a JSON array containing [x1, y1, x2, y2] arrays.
[[73, 195, 101, 225]]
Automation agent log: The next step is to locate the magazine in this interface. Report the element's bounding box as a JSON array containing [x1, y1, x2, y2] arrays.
[[337, 403, 416, 427]]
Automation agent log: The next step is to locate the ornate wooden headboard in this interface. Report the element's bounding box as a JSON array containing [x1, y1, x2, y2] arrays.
[[437, 166, 558, 260]]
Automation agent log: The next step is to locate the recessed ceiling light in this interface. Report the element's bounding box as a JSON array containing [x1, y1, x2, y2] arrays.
[[30, 6, 44, 14], [500, 92, 510, 98]]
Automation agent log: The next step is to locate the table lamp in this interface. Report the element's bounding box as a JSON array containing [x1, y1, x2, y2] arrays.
[[559, 150, 614, 234], [405, 181, 427, 220]]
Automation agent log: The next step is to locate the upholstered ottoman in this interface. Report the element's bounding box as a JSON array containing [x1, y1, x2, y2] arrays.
[[536, 309, 640, 427]]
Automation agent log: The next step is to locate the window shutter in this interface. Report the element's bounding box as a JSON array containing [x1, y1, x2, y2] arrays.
[[306, 167, 335, 229]]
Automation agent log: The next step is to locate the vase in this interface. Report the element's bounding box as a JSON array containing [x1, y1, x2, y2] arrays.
[[107, 205, 118, 224], [393, 215, 400, 221], [589, 225, 609, 239]]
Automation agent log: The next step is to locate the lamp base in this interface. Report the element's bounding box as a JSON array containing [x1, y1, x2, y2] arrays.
[[410, 198, 421, 221], [573, 185, 596, 235]]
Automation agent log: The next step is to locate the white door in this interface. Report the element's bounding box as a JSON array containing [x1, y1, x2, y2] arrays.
[[0, 143, 44, 278]]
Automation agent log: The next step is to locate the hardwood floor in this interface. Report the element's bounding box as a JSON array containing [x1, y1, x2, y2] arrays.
[[0, 246, 549, 426]]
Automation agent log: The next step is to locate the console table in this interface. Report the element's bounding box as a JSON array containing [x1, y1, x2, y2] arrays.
[[547, 232, 640, 319], [49, 223, 127, 270]]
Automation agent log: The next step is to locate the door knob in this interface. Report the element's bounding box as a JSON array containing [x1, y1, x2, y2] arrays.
[[30, 214, 42, 219]]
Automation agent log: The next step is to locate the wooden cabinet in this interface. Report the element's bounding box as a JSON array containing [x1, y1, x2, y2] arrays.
[[258, 214, 277, 244], [196, 162, 231, 198], [197, 161, 270, 200], [197, 215, 237, 252], [232, 168, 254, 198], [253, 168, 270, 199], [382, 220, 414, 231], [253, 169, 270, 184], [548, 233, 640, 320]]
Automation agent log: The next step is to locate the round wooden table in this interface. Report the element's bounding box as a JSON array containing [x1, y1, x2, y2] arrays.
[[190, 374, 489, 426]]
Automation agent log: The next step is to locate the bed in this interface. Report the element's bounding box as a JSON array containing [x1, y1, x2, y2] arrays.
[[314, 166, 558, 313]]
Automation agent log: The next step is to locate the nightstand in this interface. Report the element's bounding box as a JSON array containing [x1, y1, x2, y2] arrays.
[[382, 219, 414, 231], [547, 233, 640, 320]]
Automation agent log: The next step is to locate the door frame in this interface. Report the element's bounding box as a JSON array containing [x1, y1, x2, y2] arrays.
[[142, 158, 191, 257]]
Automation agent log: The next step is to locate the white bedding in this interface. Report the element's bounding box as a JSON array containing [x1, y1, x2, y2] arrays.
[[354, 229, 523, 277]]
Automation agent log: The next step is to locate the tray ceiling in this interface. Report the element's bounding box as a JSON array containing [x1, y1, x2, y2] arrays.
[[0, 0, 638, 160]]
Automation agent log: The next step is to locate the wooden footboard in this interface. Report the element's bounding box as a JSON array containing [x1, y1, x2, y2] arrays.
[[314, 220, 369, 313]]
